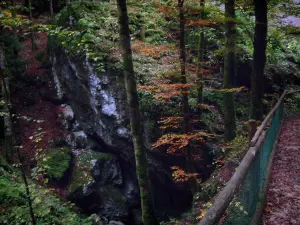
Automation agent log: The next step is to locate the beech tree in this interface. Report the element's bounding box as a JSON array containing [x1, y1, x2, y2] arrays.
[[50, 0, 54, 18], [28, 0, 37, 50], [196, 0, 205, 116], [178, 0, 198, 193], [251, 0, 268, 120], [223, 0, 236, 141], [116, 0, 158, 224]]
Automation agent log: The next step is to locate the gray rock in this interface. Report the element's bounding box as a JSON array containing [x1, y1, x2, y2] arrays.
[[92, 155, 123, 186], [51, 53, 133, 160], [72, 130, 88, 148], [61, 104, 74, 121]]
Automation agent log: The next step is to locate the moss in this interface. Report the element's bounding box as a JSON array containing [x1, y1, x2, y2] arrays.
[[69, 150, 113, 193], [77, 151, 113, 165], [69, 168, 93, 194], [40, 147, 72, 180]]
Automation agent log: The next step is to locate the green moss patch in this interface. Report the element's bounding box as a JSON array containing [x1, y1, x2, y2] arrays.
[[39, 147, 72, 181], [69, 150, 113, 193]]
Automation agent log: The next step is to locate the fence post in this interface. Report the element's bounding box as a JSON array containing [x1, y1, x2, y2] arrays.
[[248, 119, 257, 142]]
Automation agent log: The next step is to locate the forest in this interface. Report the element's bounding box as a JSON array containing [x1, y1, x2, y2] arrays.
[[0, 0, 300, 225]]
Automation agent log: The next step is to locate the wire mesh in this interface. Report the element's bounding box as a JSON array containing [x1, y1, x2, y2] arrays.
[[223, 101, 284, 225]]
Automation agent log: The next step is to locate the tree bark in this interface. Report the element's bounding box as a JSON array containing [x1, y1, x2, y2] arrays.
[[50, 0, 54, 18], [223, 0, 236, 141], [196, 0, 205, 116], [28, 0, 37, 51], [11, 0, 16, 18], [116, 1, 158, 225], [251, 0, 268, 120], [178, 0, 198, 194], [0, 50, 12, 163]]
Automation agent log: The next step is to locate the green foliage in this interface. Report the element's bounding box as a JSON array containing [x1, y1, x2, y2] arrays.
[[235, 94, 251, 121], [285, 92, 300, 113], [196, 182, 218, 201], [33, 147, 72, 181], [0, 155, 10, 171], [0, 31, 25, 76], [138, 91, 163, 117], [225, 135, 249, 160], [203, 91, 223, 107], [0, 177, 25, 205], [0, 163, 93, 225], [49, 1, 168, 67]]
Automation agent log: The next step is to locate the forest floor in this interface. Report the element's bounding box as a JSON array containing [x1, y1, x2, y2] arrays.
[[262, 115, 300, 225], [14, 32, 63, 165], [11, 32, 69, 197]]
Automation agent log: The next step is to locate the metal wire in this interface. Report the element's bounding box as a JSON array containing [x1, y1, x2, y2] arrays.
[[223, 101, 284, 225]]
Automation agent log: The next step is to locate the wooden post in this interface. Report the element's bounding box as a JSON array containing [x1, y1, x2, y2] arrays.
[[248, 119, 257, 141]]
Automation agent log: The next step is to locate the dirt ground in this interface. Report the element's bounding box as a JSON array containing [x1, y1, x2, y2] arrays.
[[263, 115, 300, 225]]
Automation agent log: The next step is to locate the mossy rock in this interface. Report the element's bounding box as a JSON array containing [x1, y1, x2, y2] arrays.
[[40, 147, 72, 181], [69, 150, 114, 193]]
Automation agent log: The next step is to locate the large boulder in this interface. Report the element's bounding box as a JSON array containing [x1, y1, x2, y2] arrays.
[[68, 150, 131, 222]]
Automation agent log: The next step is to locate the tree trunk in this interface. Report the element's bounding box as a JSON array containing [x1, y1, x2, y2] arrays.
[[251, 0, 268, 120], [223, 0, 236, 141], [178, 0, 198, 194], [50, 0, 54, 18], [11, 0, 16, 18], [196, 0, 205, 116], [28, 0, 37, 51], [116, 1, 158, 225], [0, 51, 12, 163]]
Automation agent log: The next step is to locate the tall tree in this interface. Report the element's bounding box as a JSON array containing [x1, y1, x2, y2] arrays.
[[251, 0, 268, 120], [223, 0, 236, 141], [28, 0, 37, 50], [49, 0, 54, 18], [196, 0, 205, 116], [178, 0, 197, 193], [116, 1, 158, 224], [11, 0, 16, 18]]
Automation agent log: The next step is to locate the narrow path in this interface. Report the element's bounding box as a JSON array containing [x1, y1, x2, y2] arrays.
[[263, 115, 300, 225]]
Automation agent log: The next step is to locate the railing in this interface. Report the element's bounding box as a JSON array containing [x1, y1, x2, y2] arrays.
[[198, 90, 290, 225]]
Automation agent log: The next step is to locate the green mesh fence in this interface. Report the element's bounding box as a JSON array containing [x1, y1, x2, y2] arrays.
[[223, 101, 284, 225]]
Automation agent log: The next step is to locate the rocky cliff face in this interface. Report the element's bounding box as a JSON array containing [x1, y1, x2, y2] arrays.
[[51, 50, 192, 224], [52, 52, 133, 160]]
